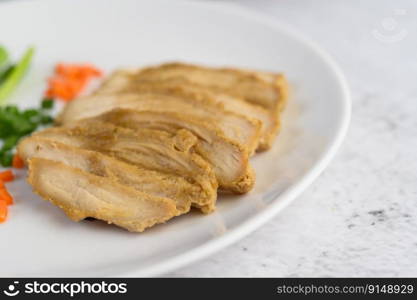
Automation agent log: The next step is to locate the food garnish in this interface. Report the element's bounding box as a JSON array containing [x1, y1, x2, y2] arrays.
[[0, 169, 15, 223], [0, 187, 13, 205], [0, 46, 35, 105], [45, 63, 102, 101], [0, 46, 9, 76], [0, 100, 54, 167], [12, 154, 24, 169], [0, 170, 14, 182], [0, 46, 105, 225], [0, 199, 7, 223]]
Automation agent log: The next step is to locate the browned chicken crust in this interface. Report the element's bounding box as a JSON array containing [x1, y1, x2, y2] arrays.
[[134, 62, 289, 112], [28, 158, 178, 232], [18, 137, 203, 214], [33, 121, 218, 212], [95, 78, 279, 150], [92, 109, 255, 193], [56, 92, 262, 154]]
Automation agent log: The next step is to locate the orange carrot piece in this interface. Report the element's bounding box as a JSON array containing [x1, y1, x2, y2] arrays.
[[56, 63, 102, 79], [56, 63, 79, 78], [83, 65, 103, 77], [0, 188, 13, 205], [12, 154, 24, 169], [0, 200, 7, 223], [46, 78, 74, 101], [46, 63, 102, 101], [0, 170, 14, 182]]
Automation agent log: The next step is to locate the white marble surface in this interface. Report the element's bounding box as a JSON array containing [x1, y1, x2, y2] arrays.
[[168, 0, 417, 277]]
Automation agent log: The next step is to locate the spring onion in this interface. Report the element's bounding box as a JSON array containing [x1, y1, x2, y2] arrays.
[[0, 100, 54, 167], [0, 46, 35, 105], [0, 46, 10, 84], [0, 46, 8, 69]]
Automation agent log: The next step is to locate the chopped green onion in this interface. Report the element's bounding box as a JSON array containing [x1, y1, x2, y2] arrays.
[[0, 46, 35, 105], [40, 115, 54, 125], [4, 105, 18, 115], [0, 46, 11, 85], [1, 136, 19, 152], [0, 65, 14, 85], [0, 46, 58, 166], [41, 98, 54, 109], [0, 123, 12, 139], [0, 101, 55, 166], [0, 46, 8, 69], [0, 151, 13, 167]]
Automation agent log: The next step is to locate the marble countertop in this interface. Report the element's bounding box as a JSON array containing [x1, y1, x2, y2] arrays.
[[168, 0, 417, 277]]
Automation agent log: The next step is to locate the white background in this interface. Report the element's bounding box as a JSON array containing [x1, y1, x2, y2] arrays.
[[169, 0, 417, 277]]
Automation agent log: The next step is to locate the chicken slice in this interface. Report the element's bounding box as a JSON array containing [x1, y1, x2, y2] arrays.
[[101, 62, 288, 112], [33, 121, 218, 212], [91, 109, 254, 193], [28, 158, 177, 232], [18, 137, 202, 214], [95, 78, 279, 150], [56, 92, 261, 154]]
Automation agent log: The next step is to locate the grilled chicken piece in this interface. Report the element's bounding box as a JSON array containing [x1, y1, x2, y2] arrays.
[[56, 93, 261, 155], [100, 62, 288, 112], [28, 158, 177, 232], [92, 109, 254, 193], [95, 78, 278, 150], [33, 121, 218, 212], [18, 137, 203, 214]]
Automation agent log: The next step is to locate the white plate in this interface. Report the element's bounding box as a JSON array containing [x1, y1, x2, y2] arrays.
[[0, 0, 350, 277]]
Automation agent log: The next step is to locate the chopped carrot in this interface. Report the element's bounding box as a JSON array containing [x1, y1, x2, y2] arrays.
[[0, 170, 14, 182], [0, 170, 14, 223], [0, 188, 13, 205], [56, 63, 102, 78], [12, 154, 24, 169], [45, 78, 75, 101], [0, 200, 7, 223], [46, 63, 102, 101]]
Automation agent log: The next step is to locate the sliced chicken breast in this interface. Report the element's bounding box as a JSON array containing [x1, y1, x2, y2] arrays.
[[56, 93, 261, 154], [92, 109, 255, 193], [18, 137, 204, 214], [28, 158, 177, 232], [102, 62, 288, 112], [95, 79, 279, 150], [33, 121, 218, 212]]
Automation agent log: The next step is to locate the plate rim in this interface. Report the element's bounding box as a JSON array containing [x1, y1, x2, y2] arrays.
[[0, 0, 351, 277]]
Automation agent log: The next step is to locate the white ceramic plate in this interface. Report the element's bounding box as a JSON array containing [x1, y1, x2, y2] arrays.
[[0, 0, 350, 277]]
